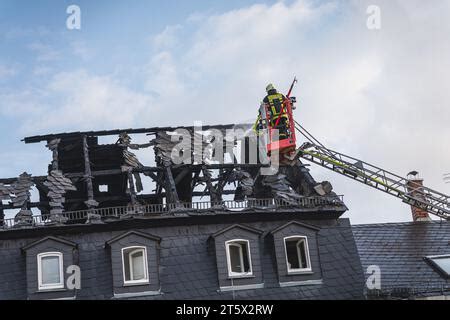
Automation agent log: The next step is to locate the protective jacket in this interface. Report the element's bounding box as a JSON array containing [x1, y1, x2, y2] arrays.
[[263, 89, 288, 126]]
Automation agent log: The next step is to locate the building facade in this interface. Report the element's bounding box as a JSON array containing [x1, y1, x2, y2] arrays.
[[0, 125, 365, 300], [0, 213, 364, 300]]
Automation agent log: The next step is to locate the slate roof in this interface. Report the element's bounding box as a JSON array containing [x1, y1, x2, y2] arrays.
[[0, 217, 365, 300], [270, 220, 321, 234], [105, 230, 161, 246], [353, 221, 450, 298], [21, 236, 77, 251], [210, 223, 264, 238]]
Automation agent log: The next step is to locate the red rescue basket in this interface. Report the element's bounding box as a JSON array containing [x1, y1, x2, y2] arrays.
[[261, 96, 297, 157]]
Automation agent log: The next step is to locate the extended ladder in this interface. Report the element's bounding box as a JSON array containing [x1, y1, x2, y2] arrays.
[[288, 122, 450, 220]]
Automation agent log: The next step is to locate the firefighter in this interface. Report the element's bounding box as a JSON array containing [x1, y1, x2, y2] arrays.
[[253, 84, 289, 138]]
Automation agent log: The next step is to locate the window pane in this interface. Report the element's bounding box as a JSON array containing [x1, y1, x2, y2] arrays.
[[431, 257, 450, 275], [41, 256, 60, 285], [298, 240, 308, 269], [131, 251, 145, 280], [229, 245, 242, 273], [286, 240, 300, 269], [123, 251, 131, 281], [241, 243, 250, 273]]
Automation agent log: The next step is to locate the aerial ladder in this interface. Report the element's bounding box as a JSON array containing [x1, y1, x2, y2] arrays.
[[259, 78, 450, 220]]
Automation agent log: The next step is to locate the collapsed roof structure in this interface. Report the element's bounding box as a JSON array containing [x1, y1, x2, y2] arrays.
[[0, 124, 343, 229]]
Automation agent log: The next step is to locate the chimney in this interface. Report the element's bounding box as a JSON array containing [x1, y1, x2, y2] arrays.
[[406, 171, 431, 222]]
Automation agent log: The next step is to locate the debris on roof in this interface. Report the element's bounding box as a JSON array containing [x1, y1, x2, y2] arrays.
[[43, 170, 77, 222], [0, 125, 345, 229], [11, 172, 34, 225], [0, 183, 13, 201]]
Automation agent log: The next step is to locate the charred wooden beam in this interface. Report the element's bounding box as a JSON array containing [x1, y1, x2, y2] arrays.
[[23, 124, 248, 144], [216, 168, 234, 199], [145, 171, 164, 186], [53, 164, 267, 180], [127, 170, 138, 206], [163, 165, 180, 205], [65, 169, 125, 178], [46, 139, 61, 171], [0, 207, 4, 226], [0, 176, 46, 185], [0, 201, 47, 210], [174, 168, 191, 185], [201, 167, 221, 203], [136, 163, 268, 173], [82, 136, 94, 204], [82, 135, 99, 212]]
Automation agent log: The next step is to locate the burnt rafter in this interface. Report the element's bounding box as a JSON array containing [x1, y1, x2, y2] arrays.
[[0, 124, 343, 229], [82, 136, 97, 208], [45, 138, 61, 171], [116, 132, 152, 194], [23, 124, 243, 144], [3, 172, 35, 226], [200, 167, 221, 203], [0, 164, 266, 184], [0, 183, 14, 202]]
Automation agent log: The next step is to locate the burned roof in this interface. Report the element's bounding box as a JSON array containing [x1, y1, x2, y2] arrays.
[[22, 124, 245, 144], [1, 124, 346, 231]]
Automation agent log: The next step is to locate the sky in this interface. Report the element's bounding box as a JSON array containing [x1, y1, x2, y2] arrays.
[[0, 0, 449, 224]]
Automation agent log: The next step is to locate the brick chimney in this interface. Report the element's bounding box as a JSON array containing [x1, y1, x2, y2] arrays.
[[406, 172, 431, 222]]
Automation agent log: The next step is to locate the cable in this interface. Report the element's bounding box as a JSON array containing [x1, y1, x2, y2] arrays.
[[293, 120, 336, 158], [294, 120, 324, 148]]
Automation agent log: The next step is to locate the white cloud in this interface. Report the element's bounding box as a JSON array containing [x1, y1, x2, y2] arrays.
[[70, 40, 94, 60], [41, 70, 152, 131], [0, 70, 152, 133], [0, 65, 16, 79], [151, 25, 182, 50], [4, 26, 51, 40], [32, 65, 52, 76], [28, 42, 61, 61]]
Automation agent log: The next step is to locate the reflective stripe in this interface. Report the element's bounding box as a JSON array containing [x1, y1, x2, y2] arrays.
[[267, 93, 288, 126], [267, 93, 285, 116]]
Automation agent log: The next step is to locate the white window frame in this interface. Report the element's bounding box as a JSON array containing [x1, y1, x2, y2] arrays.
[[121, 246, 149, 285], [284, 236, 312, 274], [425, 254, 450, 278], [37, 252, 64, 291], [225, 239, 253, 278]]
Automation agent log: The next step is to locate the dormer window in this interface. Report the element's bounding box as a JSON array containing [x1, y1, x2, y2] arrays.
[[425, 254, 450, 278], [37, 252, 64, 290], [211, 224, 263, 291], [122, 246, 149, 285], [225, 240, 253, 277], [271, 221, 321, 286], [106, 231, 161, 298], [284, 236, 311, 273], [22, 236, 77, 299]]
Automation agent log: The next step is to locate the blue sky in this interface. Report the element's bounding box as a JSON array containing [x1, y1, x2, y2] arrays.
[[0, 0, 269, 93], [1, 0, 449, 223]]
